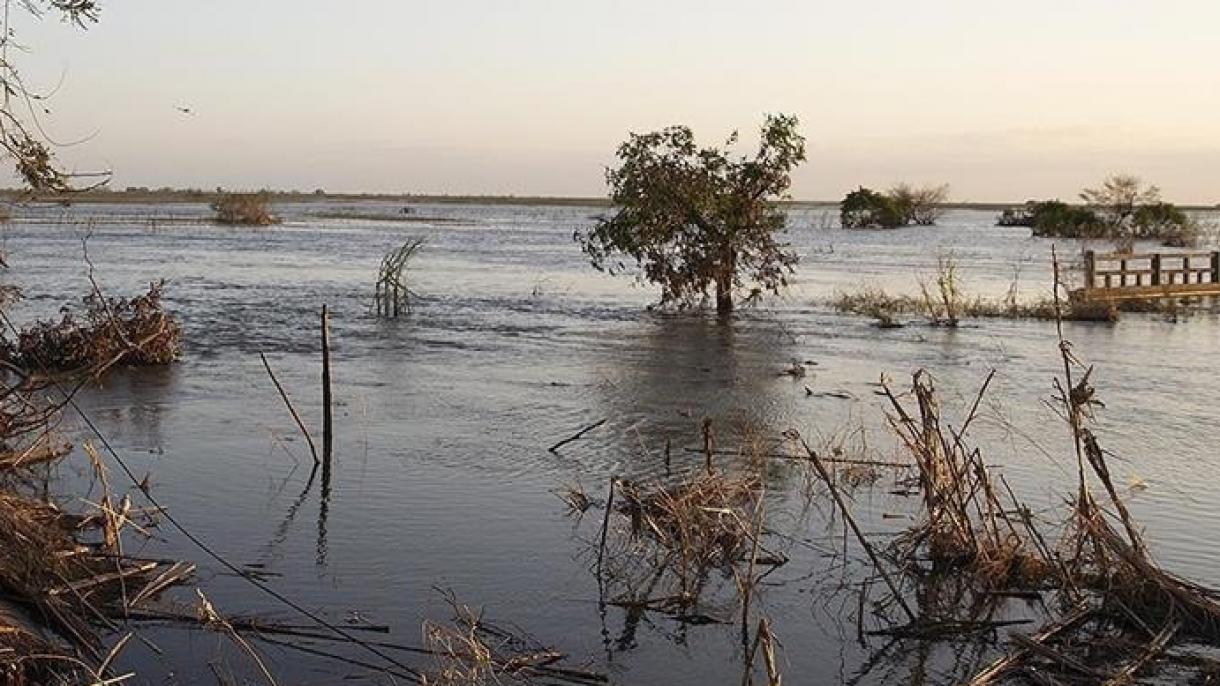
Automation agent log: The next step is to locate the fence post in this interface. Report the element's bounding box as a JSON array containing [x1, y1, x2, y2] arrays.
[[321, 305, 333, 466], [1212, 251, 1219, 284], [1083, 250, 1096, 289], [1151, 254, 1161, 286]]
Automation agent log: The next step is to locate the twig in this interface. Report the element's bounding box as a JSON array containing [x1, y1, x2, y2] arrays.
[[259, 352, 320, 464]]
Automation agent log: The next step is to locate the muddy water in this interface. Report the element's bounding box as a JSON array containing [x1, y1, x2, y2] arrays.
[[3, 201, 1219, 684]]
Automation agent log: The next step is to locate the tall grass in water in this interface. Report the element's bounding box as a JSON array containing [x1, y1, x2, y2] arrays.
[[375, 238, 424, 317], [832, 254, 1132, 326]]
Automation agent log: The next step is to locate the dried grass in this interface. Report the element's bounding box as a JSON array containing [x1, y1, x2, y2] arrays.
[[421, 591, 586, 686], [210, 193, 279, 226]]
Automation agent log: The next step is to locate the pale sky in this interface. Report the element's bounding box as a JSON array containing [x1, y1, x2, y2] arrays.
[[12, 0, 1220, 202]]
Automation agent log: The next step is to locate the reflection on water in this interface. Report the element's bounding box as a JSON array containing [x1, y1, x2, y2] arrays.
[[4, 201, 1220, 684]]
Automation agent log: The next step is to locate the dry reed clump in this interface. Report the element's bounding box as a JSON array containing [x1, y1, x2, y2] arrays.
[[7, 280, 181, 375], [0, 359, 193, 683], [0, 485, 191, 683], [421, 591, 599, 686], [618, 473, 761, 575], [592, 470, 776, 615], [210, 192, 280, 226], [880, 370, 1056, 591], [847, 351, 1220, 681]]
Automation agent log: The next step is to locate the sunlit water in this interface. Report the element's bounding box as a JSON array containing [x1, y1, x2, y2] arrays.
[[3, 201, 1218, 684]]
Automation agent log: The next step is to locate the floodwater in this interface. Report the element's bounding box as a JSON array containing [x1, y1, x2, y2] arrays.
[[3, 201, 1219, 684]]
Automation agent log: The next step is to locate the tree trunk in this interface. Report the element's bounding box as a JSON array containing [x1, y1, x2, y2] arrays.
[[715, 247, 736, 314]]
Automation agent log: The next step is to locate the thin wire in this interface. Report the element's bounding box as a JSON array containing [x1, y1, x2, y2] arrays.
[[0, 308, 421, 681]]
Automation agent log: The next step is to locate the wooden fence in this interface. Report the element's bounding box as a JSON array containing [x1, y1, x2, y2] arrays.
[[1079, 250, 1220, 301]]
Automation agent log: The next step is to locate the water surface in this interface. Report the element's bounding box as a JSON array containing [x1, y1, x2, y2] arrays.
[[3, 201, 1218, 684]]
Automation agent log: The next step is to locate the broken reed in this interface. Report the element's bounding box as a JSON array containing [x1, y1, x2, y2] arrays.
[[0, 441, 195, 683], [807, 356, 1220, 681], [375, 238, 424, 318]]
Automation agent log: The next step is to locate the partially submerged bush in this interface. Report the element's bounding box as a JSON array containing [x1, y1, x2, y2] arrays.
[[7, 281, 181, 374], [840, 183, 950, 229], [210, 192, 279, 226], [999, 200, 1107, 238], [841, 187, 905, 229]]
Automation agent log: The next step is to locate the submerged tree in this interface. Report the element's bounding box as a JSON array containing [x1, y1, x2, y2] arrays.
[[840, 183, 950, 229], [889, 182, 950, 226], [578, 114, 805, 314], [0, 0, 105, 191], [1079, 174, 1161, 229]]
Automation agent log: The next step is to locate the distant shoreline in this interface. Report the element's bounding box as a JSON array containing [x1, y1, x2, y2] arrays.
[[1, 189, 1216, 212]]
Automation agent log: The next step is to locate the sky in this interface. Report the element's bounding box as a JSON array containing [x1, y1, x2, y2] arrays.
[[10, 0, 1220, 202]]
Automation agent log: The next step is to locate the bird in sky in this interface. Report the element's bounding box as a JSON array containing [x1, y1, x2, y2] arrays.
[[175, 106, 194, 116]]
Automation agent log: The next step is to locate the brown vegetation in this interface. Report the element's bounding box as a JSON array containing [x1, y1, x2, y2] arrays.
[[421, 590, 603, 685], [210, 192, 280, 226], [804, 257, 1220, 681], [4, 280, 181, 375], [830, 285, 1123, 326], [0, 369, 194, 683]]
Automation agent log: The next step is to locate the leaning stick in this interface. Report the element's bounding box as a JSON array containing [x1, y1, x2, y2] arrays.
[[260, 352, 320, 464], [549, 418, 607, 454], [596, 476, 617, 577]]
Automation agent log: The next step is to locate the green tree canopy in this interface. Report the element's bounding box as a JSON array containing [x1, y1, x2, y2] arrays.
[[578, 114, 805, 314]]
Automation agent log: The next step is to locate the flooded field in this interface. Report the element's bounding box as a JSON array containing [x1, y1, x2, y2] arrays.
[[3, 201, 1219, 684]]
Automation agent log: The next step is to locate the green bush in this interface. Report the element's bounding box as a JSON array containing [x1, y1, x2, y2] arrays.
[[840, 187, 906, 229], [998, 201, 1107, 238]]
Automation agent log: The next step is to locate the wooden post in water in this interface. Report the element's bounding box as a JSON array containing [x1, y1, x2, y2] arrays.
[[321, 305, 333, 466], [1083, 250, 1096, 289], [1212, 251, 1220, 284], [1151, 254, 1162, 286]]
